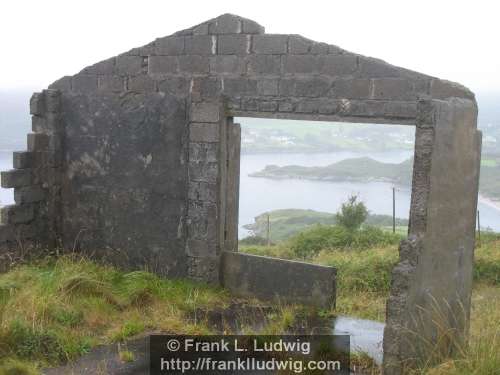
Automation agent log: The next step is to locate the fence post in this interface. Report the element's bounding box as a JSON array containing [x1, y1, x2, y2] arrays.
[[266, 213, 271, 246], [392, 187, 396, 234], [477, 210, 481, 247]]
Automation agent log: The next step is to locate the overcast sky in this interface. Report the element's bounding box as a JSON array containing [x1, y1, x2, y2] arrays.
[[0, 0, 499, 94]]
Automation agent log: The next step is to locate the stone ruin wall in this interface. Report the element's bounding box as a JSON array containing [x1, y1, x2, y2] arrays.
[[0, 14, 481, 373]]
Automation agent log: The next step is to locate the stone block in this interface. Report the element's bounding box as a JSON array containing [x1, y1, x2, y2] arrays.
[[149, 56, 178, 74], [1, 204, 35, 225], [430, 79, 474, 100], [126, 42, 156, 56], [385, 101, 418, 119], [39, 151, 63, 168], [187, 201, 217, 241], [319, 54, 358, 76], [32, 166, 60, 187], [185, 35, 215, 55], [178, 55, 209, 74], [328, 44, 344, 54], [191, 77, 221, 100], [318, 99, 341, 115], [340, 100, 386, 118], [218, 35, 249, 55], [45, 113, 63, 133], [186, 239, 217, 257], [115, 55, 144, 75], [283, 55, 319, 74], [295, 99, 319, 113], [31, 116, 47, 133], [279, 77, 332, 98], [82, 58, 116, 75], [225, 97, 241, 110], [72, 74, 98, 93], [190, 123, 219, 143], [157, 76, 190, 97], [252, 35, 288, 54], [246, 55, 281, 74], [189, 142, 218, 163], [416, 99, 436, 128], [128, 75, 156, 92], [0, 224, 14, 243], [49, 134, 63, 152], [222, 78, 258, 96], [13, 152, 33, 169], [188, 161, 218, 183], [288, 35, 311, 54], [311, 42, 329, 54], [242, 19, 264, 34], [27, 133, 49, 151], [208, 14, 241, 34], [30, 93, 44, 115], [332, 78, 371, 99], [221, 251, 336, 308], [241, 98, 258, 111], [209, 56, 245, 74], [187, 255, 219, 283], [258, 100, 278, 112], [98, 75, 124, 92], [1, 169, 31, 188], [193, 23, 209, 35], [257, 79, 279, 96], [371, 78, 415, 100], [188, 181, 217, 202], [14, 186, 45, 204], [278, 101, 294, 112], [358, 57, 403, 78], [48, 76, 72, 91], [43, 90, 61, 113], [191, 102, 220, 123], [155, 36, 185, 55]]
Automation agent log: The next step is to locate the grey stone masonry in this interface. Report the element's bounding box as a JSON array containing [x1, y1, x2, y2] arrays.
[[2, 13, 481, 373], [0, 89, 64, 265]]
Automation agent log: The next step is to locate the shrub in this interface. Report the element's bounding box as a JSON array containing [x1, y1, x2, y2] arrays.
[[335, 195, 368, 231]]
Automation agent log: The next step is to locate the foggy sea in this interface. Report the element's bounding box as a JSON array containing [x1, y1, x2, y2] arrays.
[[238, 150, 500, 236], [1, 150, 500, 235]]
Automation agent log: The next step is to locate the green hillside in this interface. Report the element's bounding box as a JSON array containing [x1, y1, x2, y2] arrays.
[[243, 208, 408, 242], [251, 157, 413, 185], [251, 156, 500, 200]]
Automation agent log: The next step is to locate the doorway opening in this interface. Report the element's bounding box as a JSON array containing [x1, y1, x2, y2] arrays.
[[231, 117, 416, 249]]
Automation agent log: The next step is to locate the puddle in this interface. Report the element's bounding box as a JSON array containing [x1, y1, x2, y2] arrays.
[[333, 316, 385, 365]]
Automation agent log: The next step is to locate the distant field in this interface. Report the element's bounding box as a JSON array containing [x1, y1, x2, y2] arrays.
[[481, 158, 498, 167], [239, 118, 415, 153]]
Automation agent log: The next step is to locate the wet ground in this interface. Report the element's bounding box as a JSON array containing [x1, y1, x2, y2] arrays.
[[43, 302, 384, 374]]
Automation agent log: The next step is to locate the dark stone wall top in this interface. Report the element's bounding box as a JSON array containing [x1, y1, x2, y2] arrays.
[[48, 13, 475, 123]]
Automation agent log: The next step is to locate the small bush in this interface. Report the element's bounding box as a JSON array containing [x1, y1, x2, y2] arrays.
[[336, 195, 368, 231]]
